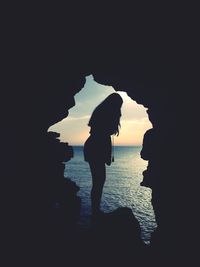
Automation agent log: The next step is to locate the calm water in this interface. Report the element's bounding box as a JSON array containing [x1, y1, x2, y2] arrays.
[[64, 146, 157, 244]]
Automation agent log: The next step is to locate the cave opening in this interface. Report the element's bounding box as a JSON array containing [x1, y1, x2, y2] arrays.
[[48, 75, 157, 244]]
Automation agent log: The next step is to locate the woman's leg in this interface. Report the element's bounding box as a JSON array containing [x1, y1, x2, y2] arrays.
[[89, 161, 106, 215]]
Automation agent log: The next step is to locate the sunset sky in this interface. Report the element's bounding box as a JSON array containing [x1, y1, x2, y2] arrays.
[[48, 75, 152, 146]]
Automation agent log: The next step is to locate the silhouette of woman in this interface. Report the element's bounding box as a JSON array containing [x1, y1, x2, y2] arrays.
[[84, 93, 123, 217]]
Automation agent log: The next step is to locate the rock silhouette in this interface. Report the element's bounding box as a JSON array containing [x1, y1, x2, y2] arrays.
[[4, 10, 198, 265]]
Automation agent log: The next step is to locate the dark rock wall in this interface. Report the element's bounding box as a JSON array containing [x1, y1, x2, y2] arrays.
[[4, 12, 198, 264]]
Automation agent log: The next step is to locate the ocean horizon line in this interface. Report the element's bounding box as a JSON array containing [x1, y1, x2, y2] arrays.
[[69, 145, 142, 147]]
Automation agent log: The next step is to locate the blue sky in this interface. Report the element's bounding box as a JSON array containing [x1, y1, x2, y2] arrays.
[[48, 75, 152, 145]]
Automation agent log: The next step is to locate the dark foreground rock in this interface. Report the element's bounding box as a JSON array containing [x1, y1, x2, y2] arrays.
[[50, 207, 150, 266], [4, 13, 198, 265]]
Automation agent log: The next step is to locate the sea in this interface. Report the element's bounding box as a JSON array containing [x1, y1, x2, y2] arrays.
[[64, 146, 157, 244]]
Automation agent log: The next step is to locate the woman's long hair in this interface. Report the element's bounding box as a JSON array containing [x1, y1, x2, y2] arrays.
[[88, 93, 123, 136]]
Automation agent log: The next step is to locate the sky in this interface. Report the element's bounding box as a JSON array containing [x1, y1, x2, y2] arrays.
[[48, 75, 152, 146]]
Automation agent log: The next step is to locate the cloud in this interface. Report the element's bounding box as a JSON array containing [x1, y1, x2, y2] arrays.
[[62, 115, 90, 122], [121, 117, 150, 125]]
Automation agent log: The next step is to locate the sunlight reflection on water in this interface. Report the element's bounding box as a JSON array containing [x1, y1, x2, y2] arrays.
[[64, 146, 157, 244]]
